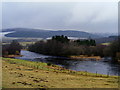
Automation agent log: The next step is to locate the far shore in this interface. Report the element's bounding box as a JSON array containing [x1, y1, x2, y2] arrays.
[[70, 55, 101, 60], [3, 55, 23, 58], [3, 50, 102, 61]]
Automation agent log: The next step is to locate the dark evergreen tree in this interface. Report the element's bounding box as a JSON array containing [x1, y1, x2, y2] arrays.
[[52, 35, 69, 43]]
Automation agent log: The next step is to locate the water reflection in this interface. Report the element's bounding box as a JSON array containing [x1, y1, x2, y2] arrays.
[[16, 50, 120, 76]]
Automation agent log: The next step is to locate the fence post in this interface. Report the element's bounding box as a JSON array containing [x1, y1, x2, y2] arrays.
[[96, 71, 97, 77], [107, 72, 109, 77], [86, 71, 87, 76]]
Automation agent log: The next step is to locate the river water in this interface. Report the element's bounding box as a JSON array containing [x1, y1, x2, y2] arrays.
[[16, 50, 120, 76]]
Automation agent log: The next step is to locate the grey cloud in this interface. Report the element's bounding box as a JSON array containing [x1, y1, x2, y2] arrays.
[[2, 2, 118, 33]]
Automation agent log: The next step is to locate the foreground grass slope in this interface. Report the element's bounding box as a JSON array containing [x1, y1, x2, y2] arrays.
[[2, 58, 119, 88]]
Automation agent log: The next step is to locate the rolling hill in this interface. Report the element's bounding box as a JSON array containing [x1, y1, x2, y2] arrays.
[[2, 28, 118, 44], [2, 28, 101, 39]]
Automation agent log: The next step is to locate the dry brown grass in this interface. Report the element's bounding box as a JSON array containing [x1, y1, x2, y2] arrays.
[[2, 58, 119, 88], [70, 55, 101, 60]]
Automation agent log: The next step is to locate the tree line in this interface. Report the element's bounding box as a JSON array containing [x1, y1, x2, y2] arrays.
[[28, 35, 120, 62], [2, 40, 22, 56], [28, 35, 99, 56], [103, 37, 120, 61], [2, 35, 120, 62]]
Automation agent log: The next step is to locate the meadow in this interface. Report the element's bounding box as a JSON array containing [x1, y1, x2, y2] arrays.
[[2, 58, 119, 88]]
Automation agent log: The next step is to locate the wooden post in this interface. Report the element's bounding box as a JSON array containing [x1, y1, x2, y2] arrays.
[[107, 72, 109, 77], [86, 71, 87, 76], [96, 71, 97, 77]]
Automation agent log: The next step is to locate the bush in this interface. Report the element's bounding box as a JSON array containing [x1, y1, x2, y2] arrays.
[[2, 40, 22, 56], [103, 37, 120, 61], [47, 62, 53, 66]]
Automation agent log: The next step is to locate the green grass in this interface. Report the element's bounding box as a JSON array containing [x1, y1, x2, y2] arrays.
[[2, 57, 47, 69], [2, 57, 118, 78], [2, 42, 35, 46], [101, 42, 110, 46]]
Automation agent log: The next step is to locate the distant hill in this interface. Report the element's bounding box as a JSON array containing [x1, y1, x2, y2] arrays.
[[2, 28, 101, 39], [95, 36, 118, 44]]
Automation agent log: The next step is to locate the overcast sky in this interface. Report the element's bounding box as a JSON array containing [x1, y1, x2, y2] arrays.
[[2, 2, 118, 33]]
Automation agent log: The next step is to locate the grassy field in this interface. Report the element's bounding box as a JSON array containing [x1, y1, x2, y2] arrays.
[[2, 58, 119, 88], [101, 42, 110, 46], [19, 42, 35, 46], [2, 42, 35, 46]]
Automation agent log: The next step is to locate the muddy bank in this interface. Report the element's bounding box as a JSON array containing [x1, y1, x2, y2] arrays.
[[70, 55, 101, 60], [3, 55, 23, 58]]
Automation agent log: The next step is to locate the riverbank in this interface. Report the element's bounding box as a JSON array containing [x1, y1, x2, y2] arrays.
[[2, 58, 118, 88], [3, 55, 23, 58], [70, 55, 101, 60]]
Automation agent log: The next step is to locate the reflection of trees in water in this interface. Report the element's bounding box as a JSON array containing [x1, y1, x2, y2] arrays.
[[108, 62, 120, 76], [45, 57, 73, 69], [45, 57, 120, 76], [19, 50, 120, 76], [44, 57, 81, 70]]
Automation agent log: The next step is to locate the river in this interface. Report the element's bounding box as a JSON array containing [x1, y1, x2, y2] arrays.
[[16, 50, 120, 76]]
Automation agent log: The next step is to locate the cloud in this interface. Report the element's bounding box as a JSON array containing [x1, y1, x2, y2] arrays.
[[91, 3, 118, 23], [66, 2, 117, 24], [66, 3, 99, 24], [2, 2, 74, 29], [64, 2, 118, 33], [2, 2, 118, 33]]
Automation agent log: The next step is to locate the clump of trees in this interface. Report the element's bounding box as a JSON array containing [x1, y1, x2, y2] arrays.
[[28, 35, 120, 62], [103, 37, 120, 61], [28, 35, 98, 56], [52, 35, 69, 43], [74, 39, 96, 46], [2, 40, 22, 56]]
